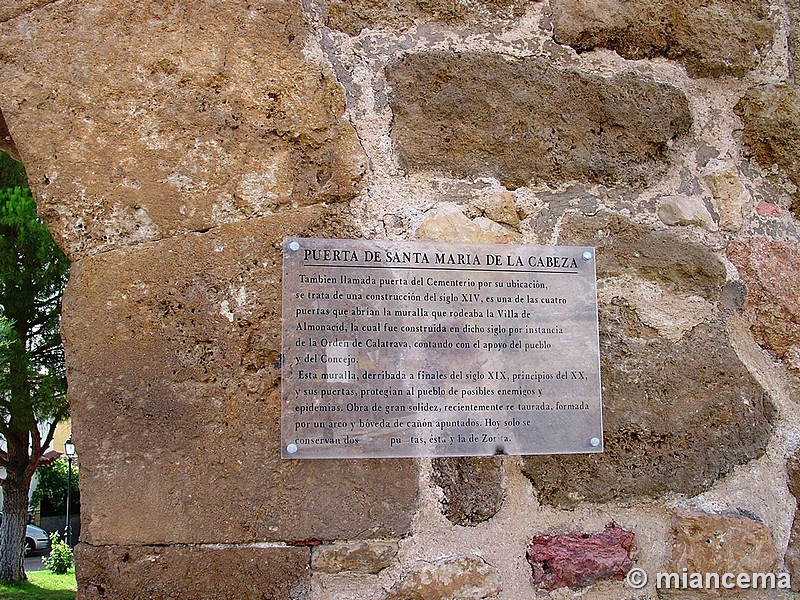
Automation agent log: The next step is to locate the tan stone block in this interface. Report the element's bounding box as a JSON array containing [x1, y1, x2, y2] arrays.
[[700, 160, 751, 232], [75, 543, 310, 599], [62, 210, 418, 545], [551, 0, 774, 78], [415, 205, 518, 244], [312, 540, 399, 574], [388, 52, 690, 190], [385, 556, 501, 600], [480, 191, 520, 227], [668, 510, 779, 576], [657, 195, 717, 231], [0, 0, 364, 259]]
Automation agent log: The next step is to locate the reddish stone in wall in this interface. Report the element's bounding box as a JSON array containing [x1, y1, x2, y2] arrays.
[[526, 522, 635, 590], [728, 237, 800, 370]]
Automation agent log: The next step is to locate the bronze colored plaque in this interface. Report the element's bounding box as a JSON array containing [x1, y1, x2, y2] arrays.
[[281, 238, 602, 458]]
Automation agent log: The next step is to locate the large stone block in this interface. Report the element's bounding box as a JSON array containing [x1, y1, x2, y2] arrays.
[[520, 215, 774, 505], [0, 0, 365, 259], [550, 0, 774, 78], [668, 510, 779, 576], [323, 0, 535, 36], [76, 543, 310, 599], [728, 238, 800, 371], [387, 52, 691, 190], [734, 85, 800, 218], [62, 209, 418, 545]]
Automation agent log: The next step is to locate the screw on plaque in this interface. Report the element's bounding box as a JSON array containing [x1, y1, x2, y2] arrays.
[[582, 250, 593, 261], [590, 437, 601, 447], [289, 241, 300, 251], [287, 443, 298, 454]]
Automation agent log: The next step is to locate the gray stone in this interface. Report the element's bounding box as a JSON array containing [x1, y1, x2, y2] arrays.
[[550, 0, 774, 78], [387, 52, 691, 190], [432, 457, 504, 526]]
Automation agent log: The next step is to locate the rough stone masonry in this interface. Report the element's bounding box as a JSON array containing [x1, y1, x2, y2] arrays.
[[1, 0, 800, 598]]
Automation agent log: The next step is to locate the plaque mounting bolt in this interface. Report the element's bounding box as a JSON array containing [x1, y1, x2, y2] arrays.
[[289, 242, 300, 251], [287, 443, 298, 454], [590, 437, 601, 447], [582, 250, 593, 261]]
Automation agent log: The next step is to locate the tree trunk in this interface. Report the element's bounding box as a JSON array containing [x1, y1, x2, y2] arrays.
[[0, 483, 30, 581]]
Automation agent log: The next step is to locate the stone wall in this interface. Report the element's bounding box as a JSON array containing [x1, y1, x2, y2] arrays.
[[1, 0, 800, 598]]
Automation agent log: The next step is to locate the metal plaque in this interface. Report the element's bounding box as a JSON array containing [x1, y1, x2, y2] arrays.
[[281, 237, 602, 459]]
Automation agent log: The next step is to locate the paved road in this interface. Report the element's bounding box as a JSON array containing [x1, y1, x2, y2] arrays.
[[25, 553, 46, 572]]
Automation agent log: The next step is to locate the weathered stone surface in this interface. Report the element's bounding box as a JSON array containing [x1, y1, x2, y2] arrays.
[[0, 0, 365, 260], [597, 275, 715, 342], [416, 204, 520, 243], [790, 0, 800, 83], [76, 543, 310, 599], [668, 510, 779, 576], [786, 454, 800, 591], [526, 523, 635, 591], [520, 214, 774, 505], [385, 556, 501, 600], [728, 238, 800, 370], [550, 0, 774, 78], [735, 85, 800, 218], [62, 209, 418, 545], [657, 195, 716, 230], [559, 213, 726, 299], [324, 0, 535, 35], [478, 191, 520, 227], [432, 457, 504, 526], [0, 110, 19, 162], [387, 52, 691, 190], [700, 160, 752, 231], [312, 540, 399, 574]]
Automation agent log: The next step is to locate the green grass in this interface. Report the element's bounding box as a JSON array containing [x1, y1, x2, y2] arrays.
[[0, 571, 76, 599]]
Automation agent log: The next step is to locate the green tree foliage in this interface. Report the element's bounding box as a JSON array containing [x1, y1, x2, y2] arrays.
[[0, 159, 70, 582], [0, 154, 26, 190], [30, 458, 79, 515]]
